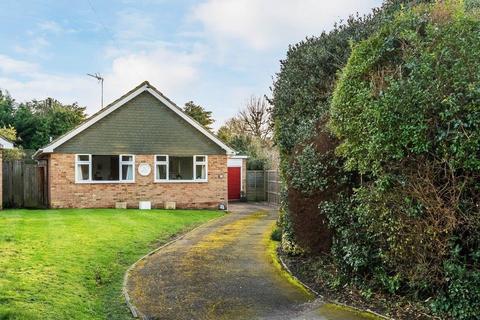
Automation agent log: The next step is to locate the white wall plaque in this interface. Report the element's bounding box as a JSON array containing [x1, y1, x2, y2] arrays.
[[138, 163, 151, 176]]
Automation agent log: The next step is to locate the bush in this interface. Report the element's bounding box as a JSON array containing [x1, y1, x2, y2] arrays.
[[270, 227, 282, 242], [329, 1, 480, 317], [271, 0, 423, 254]]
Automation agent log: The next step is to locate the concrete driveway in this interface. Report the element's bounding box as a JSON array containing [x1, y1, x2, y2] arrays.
[[125, 203, 379, 320]]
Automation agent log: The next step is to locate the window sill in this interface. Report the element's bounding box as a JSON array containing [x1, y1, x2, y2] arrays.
[[75, 180, 135, 184], [154, 180, 208, 183]]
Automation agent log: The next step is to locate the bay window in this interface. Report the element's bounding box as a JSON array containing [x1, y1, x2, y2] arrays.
[[154, 155, 208, 182], [75, 154, 135, 183]]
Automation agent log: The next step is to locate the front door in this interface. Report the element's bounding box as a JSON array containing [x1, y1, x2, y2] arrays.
[[228, 167, 241, 200]]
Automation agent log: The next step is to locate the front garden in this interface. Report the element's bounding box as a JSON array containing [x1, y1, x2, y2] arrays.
[[0, 209, 222, 319]]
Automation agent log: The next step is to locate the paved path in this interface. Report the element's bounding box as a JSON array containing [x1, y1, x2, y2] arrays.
[[126, 203, 377, 320]]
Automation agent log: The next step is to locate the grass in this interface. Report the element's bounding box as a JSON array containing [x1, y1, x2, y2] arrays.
[[0, 208, 223, 320]]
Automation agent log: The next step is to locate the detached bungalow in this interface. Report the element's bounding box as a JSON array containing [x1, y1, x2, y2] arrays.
[[34, 81, 245, 209]]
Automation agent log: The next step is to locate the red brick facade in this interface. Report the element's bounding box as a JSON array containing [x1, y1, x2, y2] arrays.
[[48, 153, 228, 209]]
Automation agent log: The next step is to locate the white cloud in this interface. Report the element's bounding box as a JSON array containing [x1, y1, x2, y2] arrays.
[[0, 43, 204, 115], [0, 54, 39, 75], [37, 21, 64, 34], [114, 10, 156, 41], [192, 0, 380, 50], [103, 45, 204, 104]]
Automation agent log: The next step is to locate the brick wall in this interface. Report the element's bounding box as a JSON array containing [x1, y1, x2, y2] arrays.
[[48, 153, 228, 209]]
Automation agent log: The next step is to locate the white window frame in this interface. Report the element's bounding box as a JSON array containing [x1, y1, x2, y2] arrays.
[[74, 154, 135, 184], [194, 155, 208, 182], [154, 155, 208, 183], [154, 155, 169, 182], [120, 154, 135, 182], [75, 154, 92, 182]]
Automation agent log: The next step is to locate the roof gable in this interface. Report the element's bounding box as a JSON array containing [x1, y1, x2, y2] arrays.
[[0, 136, 14, 149], [36, 82, 234, 156]]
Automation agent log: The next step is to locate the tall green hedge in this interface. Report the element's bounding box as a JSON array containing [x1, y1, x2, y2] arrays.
[[273, 0, 479, 318], [271, 0, 423, 253], [329, 1, 480, 318]]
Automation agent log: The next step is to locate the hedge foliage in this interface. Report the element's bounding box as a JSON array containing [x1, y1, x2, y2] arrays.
[[272, 0, 479, 318], [271, 0, 419, 254], [329, 2, 480, 318]]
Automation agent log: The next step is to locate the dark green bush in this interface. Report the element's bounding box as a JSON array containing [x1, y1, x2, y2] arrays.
[[270, 227, 282, 242], [271, 0, 424, 253], [329, 1, 480, 317]]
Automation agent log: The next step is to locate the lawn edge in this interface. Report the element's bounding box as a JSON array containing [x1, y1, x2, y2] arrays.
[[122, 212, 227, 319], [275, 248, 391, 320]]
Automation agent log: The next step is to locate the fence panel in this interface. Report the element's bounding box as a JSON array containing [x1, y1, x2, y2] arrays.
[[266, 170, 280, 205], [246, 170, 266, 201], [2, 160, 47, 208]]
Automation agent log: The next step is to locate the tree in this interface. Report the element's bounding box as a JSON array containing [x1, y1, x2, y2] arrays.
[[0, 126, 25, 160], [218, 100, 278, 170], [0, 126, 16, 141], [13, 98, 86, 150], [217, 117, 246, 142], [238, 96, 272, 141], [183, 101, 215, 130], [0, 90, 15, 128], [0, 93, 87, 150]]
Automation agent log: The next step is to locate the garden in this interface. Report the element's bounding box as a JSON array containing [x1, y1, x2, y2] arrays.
[[0, 209, 222, 319]]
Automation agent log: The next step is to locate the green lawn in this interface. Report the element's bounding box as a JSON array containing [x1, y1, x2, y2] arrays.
[[0, 208, 222, 320]]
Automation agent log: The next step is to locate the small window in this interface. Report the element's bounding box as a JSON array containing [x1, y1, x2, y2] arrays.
[[155, 155, 168, 181], [194, 155, 207, 181], [120, 154, 134, 181], [76, 154, 91, 182], [78, 155, 90, 162]]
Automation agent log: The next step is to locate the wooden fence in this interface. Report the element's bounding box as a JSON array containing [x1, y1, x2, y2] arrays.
[[2, 160, 48, 208], [266, 170, 280, 205], [246, 169, 280, 204]]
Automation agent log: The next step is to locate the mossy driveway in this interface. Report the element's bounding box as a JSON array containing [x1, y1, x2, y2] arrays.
[[125, 204, 375, 320]]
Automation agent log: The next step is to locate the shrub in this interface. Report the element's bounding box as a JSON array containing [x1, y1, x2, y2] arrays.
[[270, 227, 282, 242], [271, 0, 425, 253], [329, 1, 480, 316]]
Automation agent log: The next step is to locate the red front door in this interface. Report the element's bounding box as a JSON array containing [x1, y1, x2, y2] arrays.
[[228, 167, 241, 200]]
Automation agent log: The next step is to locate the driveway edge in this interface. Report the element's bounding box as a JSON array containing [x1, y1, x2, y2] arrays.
[[276, 251, 391, 320], [122, 213, 227, 319]]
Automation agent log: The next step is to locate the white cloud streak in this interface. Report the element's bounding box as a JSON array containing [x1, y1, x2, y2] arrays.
[[192, 0, 380, 50]]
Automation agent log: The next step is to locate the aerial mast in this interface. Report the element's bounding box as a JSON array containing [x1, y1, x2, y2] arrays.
[[87, 73, 104, 108]]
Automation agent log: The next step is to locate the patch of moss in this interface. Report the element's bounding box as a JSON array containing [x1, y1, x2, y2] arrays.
[[263, 223, 315, 299], [317, 303, 385, 320]]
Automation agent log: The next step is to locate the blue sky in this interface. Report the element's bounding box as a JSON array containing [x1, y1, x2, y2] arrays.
[[0, 0, 382, 129]]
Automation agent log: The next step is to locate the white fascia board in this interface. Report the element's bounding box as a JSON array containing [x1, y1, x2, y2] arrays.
[[229, 155, 248, 159]]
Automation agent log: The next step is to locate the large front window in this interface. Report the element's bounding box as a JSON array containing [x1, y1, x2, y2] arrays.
[[154, 155, 207, 182], [75, 154, 134, 182]]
